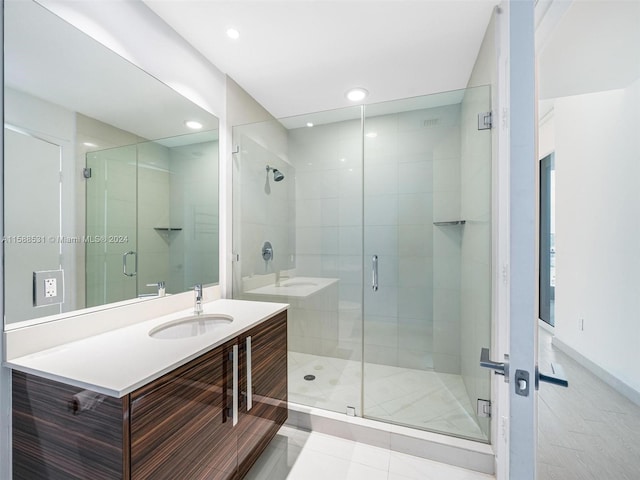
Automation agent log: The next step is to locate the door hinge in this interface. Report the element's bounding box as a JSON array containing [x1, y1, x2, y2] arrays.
[[82, 167, 92, 179], [477, 398, 492, 418], [478, 111, 493, 130]]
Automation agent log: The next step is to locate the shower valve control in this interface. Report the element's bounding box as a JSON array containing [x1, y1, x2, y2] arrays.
[[262, 241, 273, 262]]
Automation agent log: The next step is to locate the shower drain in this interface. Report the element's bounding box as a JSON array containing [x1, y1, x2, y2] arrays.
[[303, 374, 316, 381]]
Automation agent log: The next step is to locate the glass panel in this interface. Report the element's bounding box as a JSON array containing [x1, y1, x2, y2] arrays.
[[539, 153, 555, 326], [85, 145, 138, 306], [231, 89, 492, 443], [362, 86, 492, 442], [233, 108, 363, 415]]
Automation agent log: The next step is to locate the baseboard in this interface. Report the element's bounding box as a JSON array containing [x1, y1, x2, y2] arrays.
[[286, 402, 495, 475], [552, 337, 640, 407]]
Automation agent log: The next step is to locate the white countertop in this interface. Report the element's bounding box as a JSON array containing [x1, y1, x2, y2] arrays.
[[5, 299, 287, 398]]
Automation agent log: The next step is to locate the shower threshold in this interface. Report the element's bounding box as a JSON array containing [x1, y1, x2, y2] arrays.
[[286, 402, 494, 475]]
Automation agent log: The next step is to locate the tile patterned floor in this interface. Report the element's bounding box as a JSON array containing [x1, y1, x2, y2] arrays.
[[537, 328, 640, 480], [288, 352, 487, 440], [245, 426, 495, 480], [258, 327, 640, 480]]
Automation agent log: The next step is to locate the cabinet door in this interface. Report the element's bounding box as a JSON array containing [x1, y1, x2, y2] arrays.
[[130, 341, 237, 480], [237, 311, 288, 477], [12, 371, 128, 480]]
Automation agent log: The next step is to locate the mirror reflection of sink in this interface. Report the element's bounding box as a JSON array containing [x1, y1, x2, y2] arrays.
[[149, 314, 233, 340], [276, 281, 318, 288]]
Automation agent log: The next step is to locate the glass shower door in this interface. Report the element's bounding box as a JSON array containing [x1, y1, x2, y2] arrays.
[[85, 145, 138, 307], [362, 86, 492, 441], [232, 110, 364, 416]]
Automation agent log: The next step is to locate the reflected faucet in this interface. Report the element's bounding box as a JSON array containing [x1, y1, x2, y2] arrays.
[[145, 281, 166, 297], [194, 284, 203, 315]]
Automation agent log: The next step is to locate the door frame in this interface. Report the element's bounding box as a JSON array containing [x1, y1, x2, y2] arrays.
[[493, 1, 538, 479]]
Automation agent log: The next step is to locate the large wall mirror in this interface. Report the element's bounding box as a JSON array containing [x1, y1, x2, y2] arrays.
[[3, 0, 220, 328]]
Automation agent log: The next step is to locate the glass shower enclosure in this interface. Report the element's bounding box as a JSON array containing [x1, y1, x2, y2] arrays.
[[85, 132, 220, 307], [233, 86, 492, 442]]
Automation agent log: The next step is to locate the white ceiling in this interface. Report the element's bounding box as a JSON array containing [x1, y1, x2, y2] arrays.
[[144, 0, 498, 119], [538, 0, 640, 100]]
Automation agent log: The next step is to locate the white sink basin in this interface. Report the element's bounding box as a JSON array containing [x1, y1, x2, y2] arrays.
[[276, 281, 318, 288], [149, 314, 233, 340]]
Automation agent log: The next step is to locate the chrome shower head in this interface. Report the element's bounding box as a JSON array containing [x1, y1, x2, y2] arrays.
[[266, 165, 285, 182]]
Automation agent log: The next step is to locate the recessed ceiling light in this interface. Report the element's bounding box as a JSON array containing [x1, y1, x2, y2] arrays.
[[185, 120, 203, 130], [226, 28, 240, 40], [366, 132, 378, 138], [306, 122, 314, 128], [83, 142, 97, 147], [346, 87, 369, 102]]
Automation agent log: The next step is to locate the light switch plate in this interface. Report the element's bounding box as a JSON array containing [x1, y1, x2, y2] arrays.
[[33, 270, 64, 307]]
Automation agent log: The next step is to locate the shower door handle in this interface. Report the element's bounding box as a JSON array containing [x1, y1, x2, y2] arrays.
[[372, 255, 378, 291], [123, 251, 137, 277]]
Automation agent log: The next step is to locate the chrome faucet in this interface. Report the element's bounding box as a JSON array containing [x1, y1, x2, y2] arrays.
[[145, 281, 166, 297], [194, 284, 203, 315]]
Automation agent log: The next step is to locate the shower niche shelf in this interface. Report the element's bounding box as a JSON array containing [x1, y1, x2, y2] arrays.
[[154, 227, 183, 244], [153, 227, 182, 232], [433, 220, 466, 226]]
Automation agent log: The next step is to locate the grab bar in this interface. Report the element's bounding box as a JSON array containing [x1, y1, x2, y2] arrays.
[[372, 255, 378, 291]]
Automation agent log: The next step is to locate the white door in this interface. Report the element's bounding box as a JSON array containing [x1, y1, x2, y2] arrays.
[[505, 2, 538, 478], [488, 2, 559, 479]]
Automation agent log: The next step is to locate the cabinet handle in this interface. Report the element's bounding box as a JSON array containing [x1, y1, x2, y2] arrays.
[[246, 336, 252, 411], [232, 344, 239, 426]]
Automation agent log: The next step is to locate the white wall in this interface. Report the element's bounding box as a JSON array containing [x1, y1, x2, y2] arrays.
[[553, 78, 640, 395], [4, 88, 76, 323]]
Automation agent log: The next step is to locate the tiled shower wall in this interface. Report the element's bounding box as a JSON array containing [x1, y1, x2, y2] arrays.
[[288, 104, 463, 371], [288, 118, 363, 361], [168, 141, 220, 291], [236, 135, 296, 283]]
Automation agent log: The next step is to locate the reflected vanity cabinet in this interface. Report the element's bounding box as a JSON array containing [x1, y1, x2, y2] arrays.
[[12, 311, 287, 480]]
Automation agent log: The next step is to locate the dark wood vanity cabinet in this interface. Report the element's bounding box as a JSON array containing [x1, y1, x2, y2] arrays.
[[236, 310, 288, 478], [12, 311, 287, 480], [129, 338, 238, 480]]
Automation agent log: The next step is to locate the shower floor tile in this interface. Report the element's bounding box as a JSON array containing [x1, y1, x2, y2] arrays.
[[288, 352, 487, 441]]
